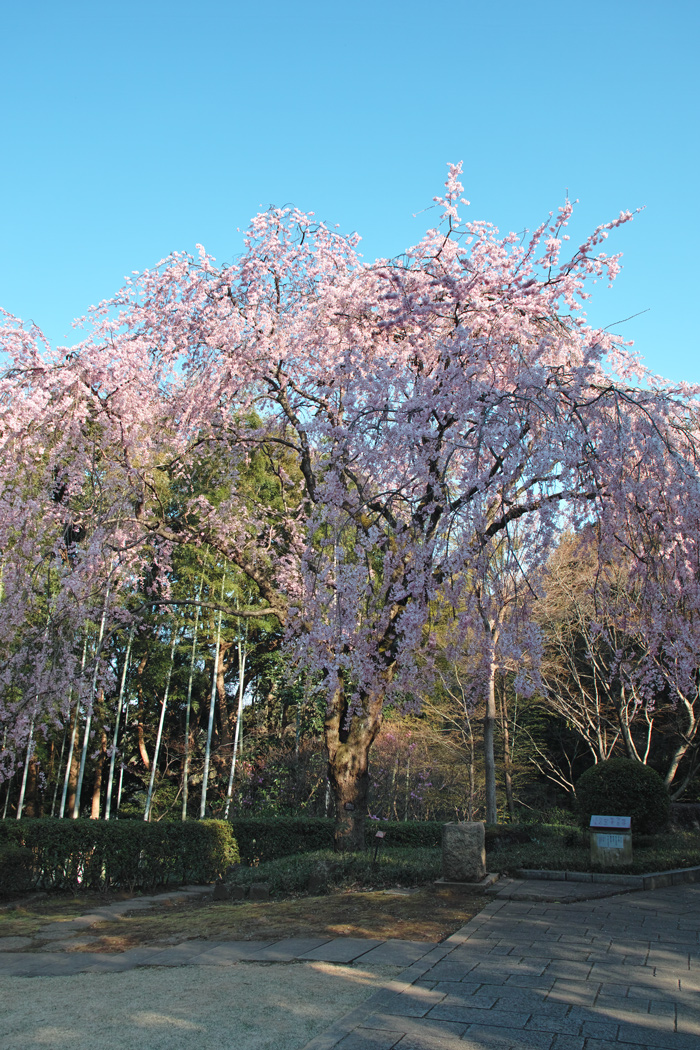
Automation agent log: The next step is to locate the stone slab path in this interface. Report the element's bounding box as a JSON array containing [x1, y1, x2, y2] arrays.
[[302, 883, 700, 1050], [0, 935, 440, 976], [0, 883, 442, 976]]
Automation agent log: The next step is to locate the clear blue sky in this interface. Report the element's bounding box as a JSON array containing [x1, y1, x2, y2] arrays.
[[1, 0, 698, 384]]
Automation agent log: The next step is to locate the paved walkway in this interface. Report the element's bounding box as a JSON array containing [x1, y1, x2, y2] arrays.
[[1, 882, 699, 1049], [304, 884, 700, 1050]]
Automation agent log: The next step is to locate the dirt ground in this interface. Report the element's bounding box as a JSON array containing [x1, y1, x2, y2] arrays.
[[0, 962, 408, 1050], [1, 884, 487, 952]]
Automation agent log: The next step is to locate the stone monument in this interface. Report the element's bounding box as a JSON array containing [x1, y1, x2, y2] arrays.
[[442, 821, 486, 883]]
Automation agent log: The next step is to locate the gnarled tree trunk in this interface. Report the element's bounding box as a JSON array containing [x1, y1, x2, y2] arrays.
[[324, 679, 385, 851]]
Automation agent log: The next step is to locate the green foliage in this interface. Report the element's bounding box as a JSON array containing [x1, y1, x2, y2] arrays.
[[484, 824, 533, 848], [486, 823, 700, 875], [0, 819, 238, 894], [230, 817, 334, 863], [229, 846, 441, 896], [0, 843, 35, 896], [377, 820, 443, 848], [575, 758, 670, 834], [537, 807, 579, 827], [229, 816, 444, 864]]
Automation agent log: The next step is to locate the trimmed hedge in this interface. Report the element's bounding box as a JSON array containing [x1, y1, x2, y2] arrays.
[[0, 819, 238, 895], [575, 758, 670, 835], [0, 843, 35, 896], [230, 817, 334, 864], [485, 824, 533, 848], [0, 816, 444, 892], [379, 820, 443, 849], [229, 817, 443, 864]]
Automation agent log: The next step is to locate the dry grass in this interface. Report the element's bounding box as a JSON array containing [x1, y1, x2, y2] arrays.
[[8, 884, 487, 952]]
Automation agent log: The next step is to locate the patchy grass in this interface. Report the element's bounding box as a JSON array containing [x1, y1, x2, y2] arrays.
[[0, 891, 134, 939], [20, 884, 486, 952]]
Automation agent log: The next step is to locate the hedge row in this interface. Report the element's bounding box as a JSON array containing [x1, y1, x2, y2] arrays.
[[0, 816, 444, 894], [229, 817, 443, 864], [229, 817, 333, 864], [0, 819, 238, 896]]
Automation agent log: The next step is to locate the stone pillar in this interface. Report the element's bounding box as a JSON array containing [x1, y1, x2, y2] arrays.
[[442, 821, 486, 882]]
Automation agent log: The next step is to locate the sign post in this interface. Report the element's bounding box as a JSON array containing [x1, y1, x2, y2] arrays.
[[589, 814, 632, 868]]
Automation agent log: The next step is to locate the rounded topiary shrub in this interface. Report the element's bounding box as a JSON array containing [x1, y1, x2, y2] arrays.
[[575, 758, 670, 835]]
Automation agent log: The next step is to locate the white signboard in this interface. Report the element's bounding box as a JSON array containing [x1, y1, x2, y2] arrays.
[[596, 833, 625, 850], [590, 815, 631, 830]]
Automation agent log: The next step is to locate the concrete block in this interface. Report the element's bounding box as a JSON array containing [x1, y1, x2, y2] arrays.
[[462, 1023, 554, 1049], [356, 940, 439, 967], [300, 937, 383, 963], [193, 941, 276, 965], [550, 1038, 585, 1050], [245, 937, 332, 961]]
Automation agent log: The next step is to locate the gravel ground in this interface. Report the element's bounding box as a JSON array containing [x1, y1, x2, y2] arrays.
[[0, 959, 404, 1050]]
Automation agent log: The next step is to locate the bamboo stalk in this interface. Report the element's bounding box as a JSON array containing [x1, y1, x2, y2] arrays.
[[104, 626, 135, 820], [144, 631, 177, 821], [200, 576, 225, 819], [182, 573, 205, 820]]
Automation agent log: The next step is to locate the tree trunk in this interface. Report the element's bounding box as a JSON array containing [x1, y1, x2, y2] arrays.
[[23, 759, 40, 818], [135, 651, 151, 770], [50, 732, 66, 816], [324, 678, 384, 851], [500, 686, 515, 822], [223, 627, 248, 819], [65, 727, 80, 817], [216, 642, 232, 742], [105, 627, 134, 820], [74, 580, 111, 817], [144, 633, 176, 822], [16, 713, 36, 819], [60, 634, 88, 818], [462, 703, 476, 821], [137, 696, 150, 770], [2, 775, 12, 818], [91, 729, 107, 818], [182, 572, 204, 821], [664, 695, 697, 792], [484, 652, 498, 825], [200, 581, 225, 819]]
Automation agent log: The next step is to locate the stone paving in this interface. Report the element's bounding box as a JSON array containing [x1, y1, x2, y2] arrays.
[[1, 881, 699, 1049], [301, 884, 700, 1050], [0, 883, 442, 976]]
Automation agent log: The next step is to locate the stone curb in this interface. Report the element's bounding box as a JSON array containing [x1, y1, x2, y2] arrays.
[[518, 864, 700, 890], [490, 878, 637, 903]]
